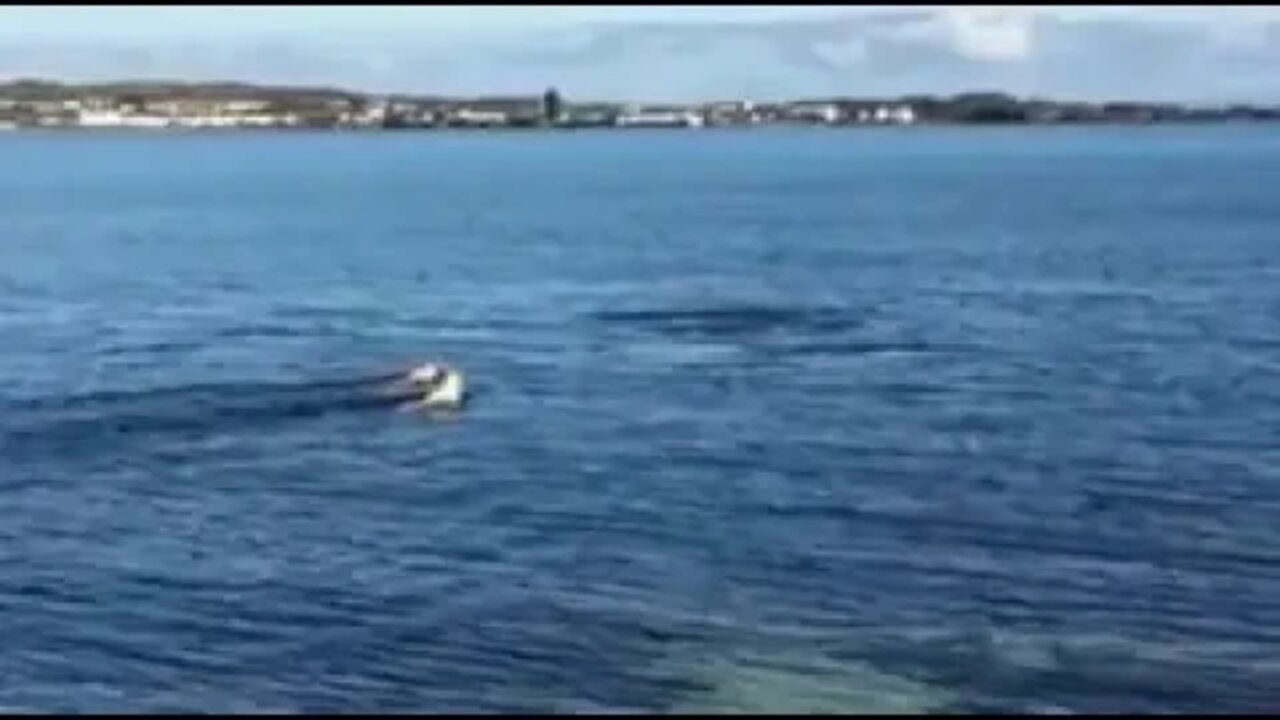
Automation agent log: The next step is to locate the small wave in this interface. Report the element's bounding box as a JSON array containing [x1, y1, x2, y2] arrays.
[[211, 323, 317, 340], [0, 370, 416, 458], [589, 304, 867, 339], [96, 340, 206, 358], [7, 371, 404, 413], [781, 340, 967, 357]]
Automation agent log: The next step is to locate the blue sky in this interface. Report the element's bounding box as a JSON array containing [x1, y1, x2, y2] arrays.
[[2, 6, 1279, 102]]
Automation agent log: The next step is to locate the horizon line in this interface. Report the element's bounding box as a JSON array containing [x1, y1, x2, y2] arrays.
[[2, 75, 1278, 109]]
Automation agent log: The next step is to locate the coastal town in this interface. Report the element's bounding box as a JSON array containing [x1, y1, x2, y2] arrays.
[[1, 79, 1278, 131]]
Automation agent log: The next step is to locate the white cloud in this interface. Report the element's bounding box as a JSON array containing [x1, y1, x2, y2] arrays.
[[938, 7, 1036, 62], [852, 7, 1036, 63]]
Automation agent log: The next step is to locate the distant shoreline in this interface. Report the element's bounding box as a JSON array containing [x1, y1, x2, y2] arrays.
[[3, 79, 1279, 132], [2, 121, 1275, 136]]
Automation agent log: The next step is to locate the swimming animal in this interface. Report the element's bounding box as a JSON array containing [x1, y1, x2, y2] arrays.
[[405, 362, 466, 410]]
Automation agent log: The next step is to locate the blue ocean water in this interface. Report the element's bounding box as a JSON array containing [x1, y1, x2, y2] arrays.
[[1, 126, 1278, 712]]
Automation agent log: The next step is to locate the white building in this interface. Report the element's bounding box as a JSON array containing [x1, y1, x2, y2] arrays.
[[77, 110, 125, 127], [789, 103, 841, 124], [451, 108, 508, 126], [77, 110, 170, 128], [223, 100, 270, 113], [172, 115, 236, 128], [869, 105, 917, 125], [357, 101, 388, 126], [122, 115, 170, 129], [616, 108, 704, 128], [170, 113, 296, 128]]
